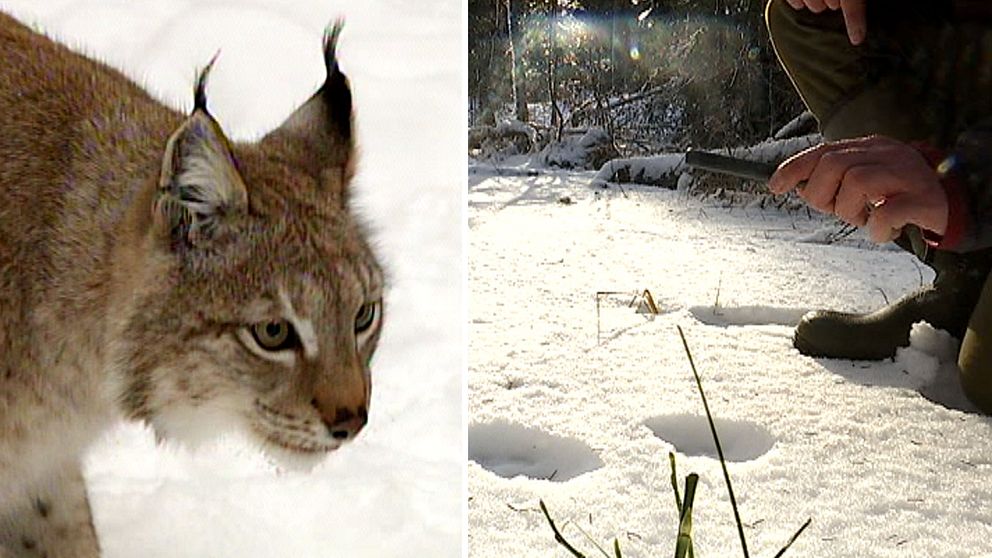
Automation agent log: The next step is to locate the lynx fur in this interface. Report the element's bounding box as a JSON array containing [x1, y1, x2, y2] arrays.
[[0, 12, 383, 557]]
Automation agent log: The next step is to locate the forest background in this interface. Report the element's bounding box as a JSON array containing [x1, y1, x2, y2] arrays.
[[468, 0, 812, 175]]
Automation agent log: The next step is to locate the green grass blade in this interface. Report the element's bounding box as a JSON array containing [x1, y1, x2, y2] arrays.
[[539, 500, 588, 558], [772, 518, 812, 558], [669, 452, 683, 512], [674, 473, 699, 558], [677, 325, 750, 558], [571, 521, 613, 558], [685, 473, 698, 558]]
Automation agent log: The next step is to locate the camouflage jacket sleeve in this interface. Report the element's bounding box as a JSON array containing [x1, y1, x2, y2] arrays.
[[928, 119, 992, 253]]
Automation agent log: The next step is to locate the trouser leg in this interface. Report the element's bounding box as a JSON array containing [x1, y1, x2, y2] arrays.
[[764, 0, 959, 142], [959, 274, 992, 413]]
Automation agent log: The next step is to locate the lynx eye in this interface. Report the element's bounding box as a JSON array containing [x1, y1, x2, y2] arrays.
[[250, 320, 297, 351], [355, 301, 379, 333]]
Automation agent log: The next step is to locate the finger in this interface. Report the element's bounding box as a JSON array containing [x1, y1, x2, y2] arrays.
[[833, 170, 877, 226], [868, 221, 902, 243], [866, 196, 916, 243], [801, 147, 886, 213], [769, 144, 827, 195], [786, 0, 805, 8], [824, 0, 841, 9], [840, 0, 867, 44], [804, 0, 828, 13], [769, 136, 891, 195]]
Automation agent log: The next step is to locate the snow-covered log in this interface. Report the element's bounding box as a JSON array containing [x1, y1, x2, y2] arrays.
[[773, 111, 818, 140], [540, 128, 620, 170], [592, 134, 821, 190], [468, 120, 535, 156]]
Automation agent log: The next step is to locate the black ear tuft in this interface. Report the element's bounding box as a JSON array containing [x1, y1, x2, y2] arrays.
[[260, 20, 355, 198], [193, 51, 221, 114], [320, 20, 351, 141], [322, 20, 344, 76]]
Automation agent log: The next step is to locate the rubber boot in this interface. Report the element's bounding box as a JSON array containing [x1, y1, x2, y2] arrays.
[[794, 250, 992, 360]]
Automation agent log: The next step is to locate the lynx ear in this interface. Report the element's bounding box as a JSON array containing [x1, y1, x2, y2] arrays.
[[155, 60, 247, 247], [263, 21, 354, 198]]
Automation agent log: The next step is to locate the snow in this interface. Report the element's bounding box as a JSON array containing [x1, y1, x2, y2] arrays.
[[643, 414, 776, 463], [469, 421, 604, 482], [498, 120, 536, 137], [0, 1, 463, 556], [468, 164, 992, 557], [540, 128, 616, 170]]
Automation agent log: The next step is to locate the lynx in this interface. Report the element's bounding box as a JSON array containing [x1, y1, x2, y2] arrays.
[[0, 12, 384, 557]]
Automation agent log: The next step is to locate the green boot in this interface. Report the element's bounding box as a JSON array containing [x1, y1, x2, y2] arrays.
[[794, 250, 992, 360]]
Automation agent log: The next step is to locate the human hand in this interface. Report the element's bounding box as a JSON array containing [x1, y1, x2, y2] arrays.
[[769, 136, 949, 243], [784, 0, 867, 45]]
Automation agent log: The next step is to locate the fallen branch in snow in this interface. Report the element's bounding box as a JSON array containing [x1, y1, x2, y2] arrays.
[[591, 135, 821, 195], [468, 121, 535, 159], [772, 111, 818, 141], [566, 85, 667, 126]]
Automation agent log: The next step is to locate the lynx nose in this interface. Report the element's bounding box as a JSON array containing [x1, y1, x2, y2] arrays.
[[314, 403, 368, 440], [311, 369, 369, 441]]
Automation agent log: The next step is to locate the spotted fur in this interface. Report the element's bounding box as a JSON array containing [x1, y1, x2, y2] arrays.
[[0, 12, 382, 556]]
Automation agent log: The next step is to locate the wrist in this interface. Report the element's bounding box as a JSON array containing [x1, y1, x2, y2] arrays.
[[932, 161, 969, 249], [911, 142, 969, 249], [924, 186, 949, 236]]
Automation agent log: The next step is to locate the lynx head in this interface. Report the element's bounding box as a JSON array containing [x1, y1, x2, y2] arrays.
[[119, 23, 383, 467]]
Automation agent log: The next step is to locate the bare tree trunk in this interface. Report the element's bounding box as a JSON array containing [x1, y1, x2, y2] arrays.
[[763, 40, 775, 137], [546, 0, 562, 140], [735, 0, 774, 139], [472, 0, 501, 126], [506, 0, 529, 122]]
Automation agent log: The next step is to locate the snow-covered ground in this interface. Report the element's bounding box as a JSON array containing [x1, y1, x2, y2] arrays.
[[468, 159, 992, 557], [0, 1, 463, 556]]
